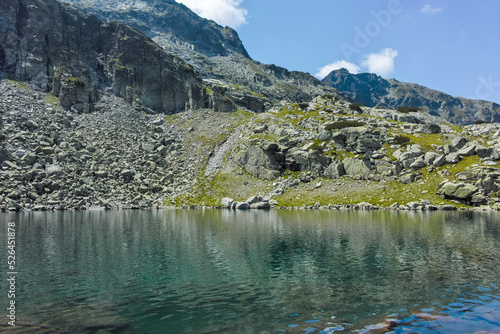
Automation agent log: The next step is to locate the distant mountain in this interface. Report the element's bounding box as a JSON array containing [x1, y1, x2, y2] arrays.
[[322, 68, 500, 125]]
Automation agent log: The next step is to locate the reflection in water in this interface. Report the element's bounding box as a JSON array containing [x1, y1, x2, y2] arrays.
[[0, 210, 499, 333]]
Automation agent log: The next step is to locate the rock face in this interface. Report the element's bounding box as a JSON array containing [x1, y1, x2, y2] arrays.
[[0, 0, 206, 113], [59, 0, 250, 58], [58, 0, 344, 113], [322, 68, 500, 125]]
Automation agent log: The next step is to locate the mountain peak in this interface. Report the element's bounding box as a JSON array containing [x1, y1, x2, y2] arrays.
[[59, 0, 250, 58], [322, 70, 500, 125]]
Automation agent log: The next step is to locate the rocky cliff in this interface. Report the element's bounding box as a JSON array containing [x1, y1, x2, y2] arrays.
[[57, 0, 344, 112], [0, 0, 206, 113], [322, 68, 500, 125], [59, 0, 251, 58]]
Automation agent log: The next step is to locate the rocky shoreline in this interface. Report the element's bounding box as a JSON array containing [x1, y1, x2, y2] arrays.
[[2, 80, 500, 213]]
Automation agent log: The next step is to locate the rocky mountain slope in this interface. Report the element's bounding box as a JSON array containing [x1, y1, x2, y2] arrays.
[[0, 0, 207, 114], [322, 68, 500, 125], [57, 0, 344, 112], [1, 0, 500, 212], [1, 78, 500, 211], [58, 0, 251, 58]]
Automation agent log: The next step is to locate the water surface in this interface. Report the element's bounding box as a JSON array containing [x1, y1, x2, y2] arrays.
[[1, 209, 500, 333]]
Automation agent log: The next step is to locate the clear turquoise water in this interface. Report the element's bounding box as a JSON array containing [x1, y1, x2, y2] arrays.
[[1, 209, 500, 333]]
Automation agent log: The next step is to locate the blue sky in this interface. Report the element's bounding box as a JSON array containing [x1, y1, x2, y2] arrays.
[[176, 0, 500, 104]]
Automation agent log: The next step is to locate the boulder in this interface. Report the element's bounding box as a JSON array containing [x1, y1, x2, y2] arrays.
[[45, 165, 63, 177], [250, 202, 271, 209], [317, 130, 332, 141], [260, 141, 279, 152], [323, 162, 345, 179], [451, 136, 467, 150], [22, 152, 38, 165], [400, 174, 415, 184], [221, 197, 234, 208], [422, 124, 441, 134], [433, 154, 446, 167], [439, 182, 478, 200], [0, 148, 12, 164], [342, 157, 371, 177], [235, 202, 250, 210], [457, 144, 476, 156], [410, 158, 427, 170], [245, 196, 261, 205], [424, 152, 439, 165], [445, 153, 462, 164], [453, 184, 478, 199]]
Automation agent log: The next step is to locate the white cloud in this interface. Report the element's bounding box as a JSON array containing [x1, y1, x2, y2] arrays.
[[176, 0, 248, 29], [361, 48, 398, 77], [420, 4, 443, 15], [315, 60, 361, 79]]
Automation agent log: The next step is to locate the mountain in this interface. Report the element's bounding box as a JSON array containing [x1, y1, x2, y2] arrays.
[[1, 0, 500, 214], [322, 68, 500, 125], [58, 0, 344, 112], [0, 0, 206, 113], [57, 0, 251, 58]]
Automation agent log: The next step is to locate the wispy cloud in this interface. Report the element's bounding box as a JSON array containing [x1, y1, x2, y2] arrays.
[[316, 48, 398, 79], [361, 48, 398, 77], [315, 60, 361, 79], [420, 4, 443, 15], [176, 0, 248, 29]]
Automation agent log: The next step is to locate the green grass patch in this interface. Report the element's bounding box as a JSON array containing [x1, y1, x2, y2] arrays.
[[4, 79, 29, 91], [43, 93, 64, 110], [168, 169, 272, 206], [324, 121, 366, 131]]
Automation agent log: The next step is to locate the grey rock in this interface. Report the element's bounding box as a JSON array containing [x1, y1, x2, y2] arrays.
[[454, 184, 478, 199], [46, 165, 63, 177], [254, 125, 267, 133], [22, 153, 37, 165], [245, 196, 262, 204], [451, 136, 467, 150], [424, 152, 439, 165], [438, 205, 457, 211], [0, 148, 12, 164], [444, 144, 457, 155], [236, 145, 283, 180], [433, 154, 446, 167], [317, 130, 332, 141], [323, 162, 346, 179], [250, 202, 271, 209], [235, 202, 250, 210], [221, 197, 234, 208], [445, 153, 462, 164], [261, 141, 279, 152], [94, 171, 108, 178], [440, 182, 478, 200], [422, 124, 441, 134], [342, 157, 371, 177], [471, 193, 487, 205], [400, 174, 416, 184], [410, 158, 427, 170], [121, 169, 134, 182], [391, 161, 402, 176], [457, 144, 476, 156]]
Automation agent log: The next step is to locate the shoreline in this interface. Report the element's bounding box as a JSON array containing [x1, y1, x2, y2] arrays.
[[2, 202, 499, 213]]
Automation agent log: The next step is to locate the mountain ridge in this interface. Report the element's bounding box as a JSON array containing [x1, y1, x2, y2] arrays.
[[322, 68, 500, 125], [57, 0, 345, 112]]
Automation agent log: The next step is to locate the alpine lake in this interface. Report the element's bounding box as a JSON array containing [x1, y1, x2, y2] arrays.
[[1, 209, 500, 333]]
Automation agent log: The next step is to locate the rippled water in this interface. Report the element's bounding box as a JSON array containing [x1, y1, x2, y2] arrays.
[[1, 209, 500, 333]]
